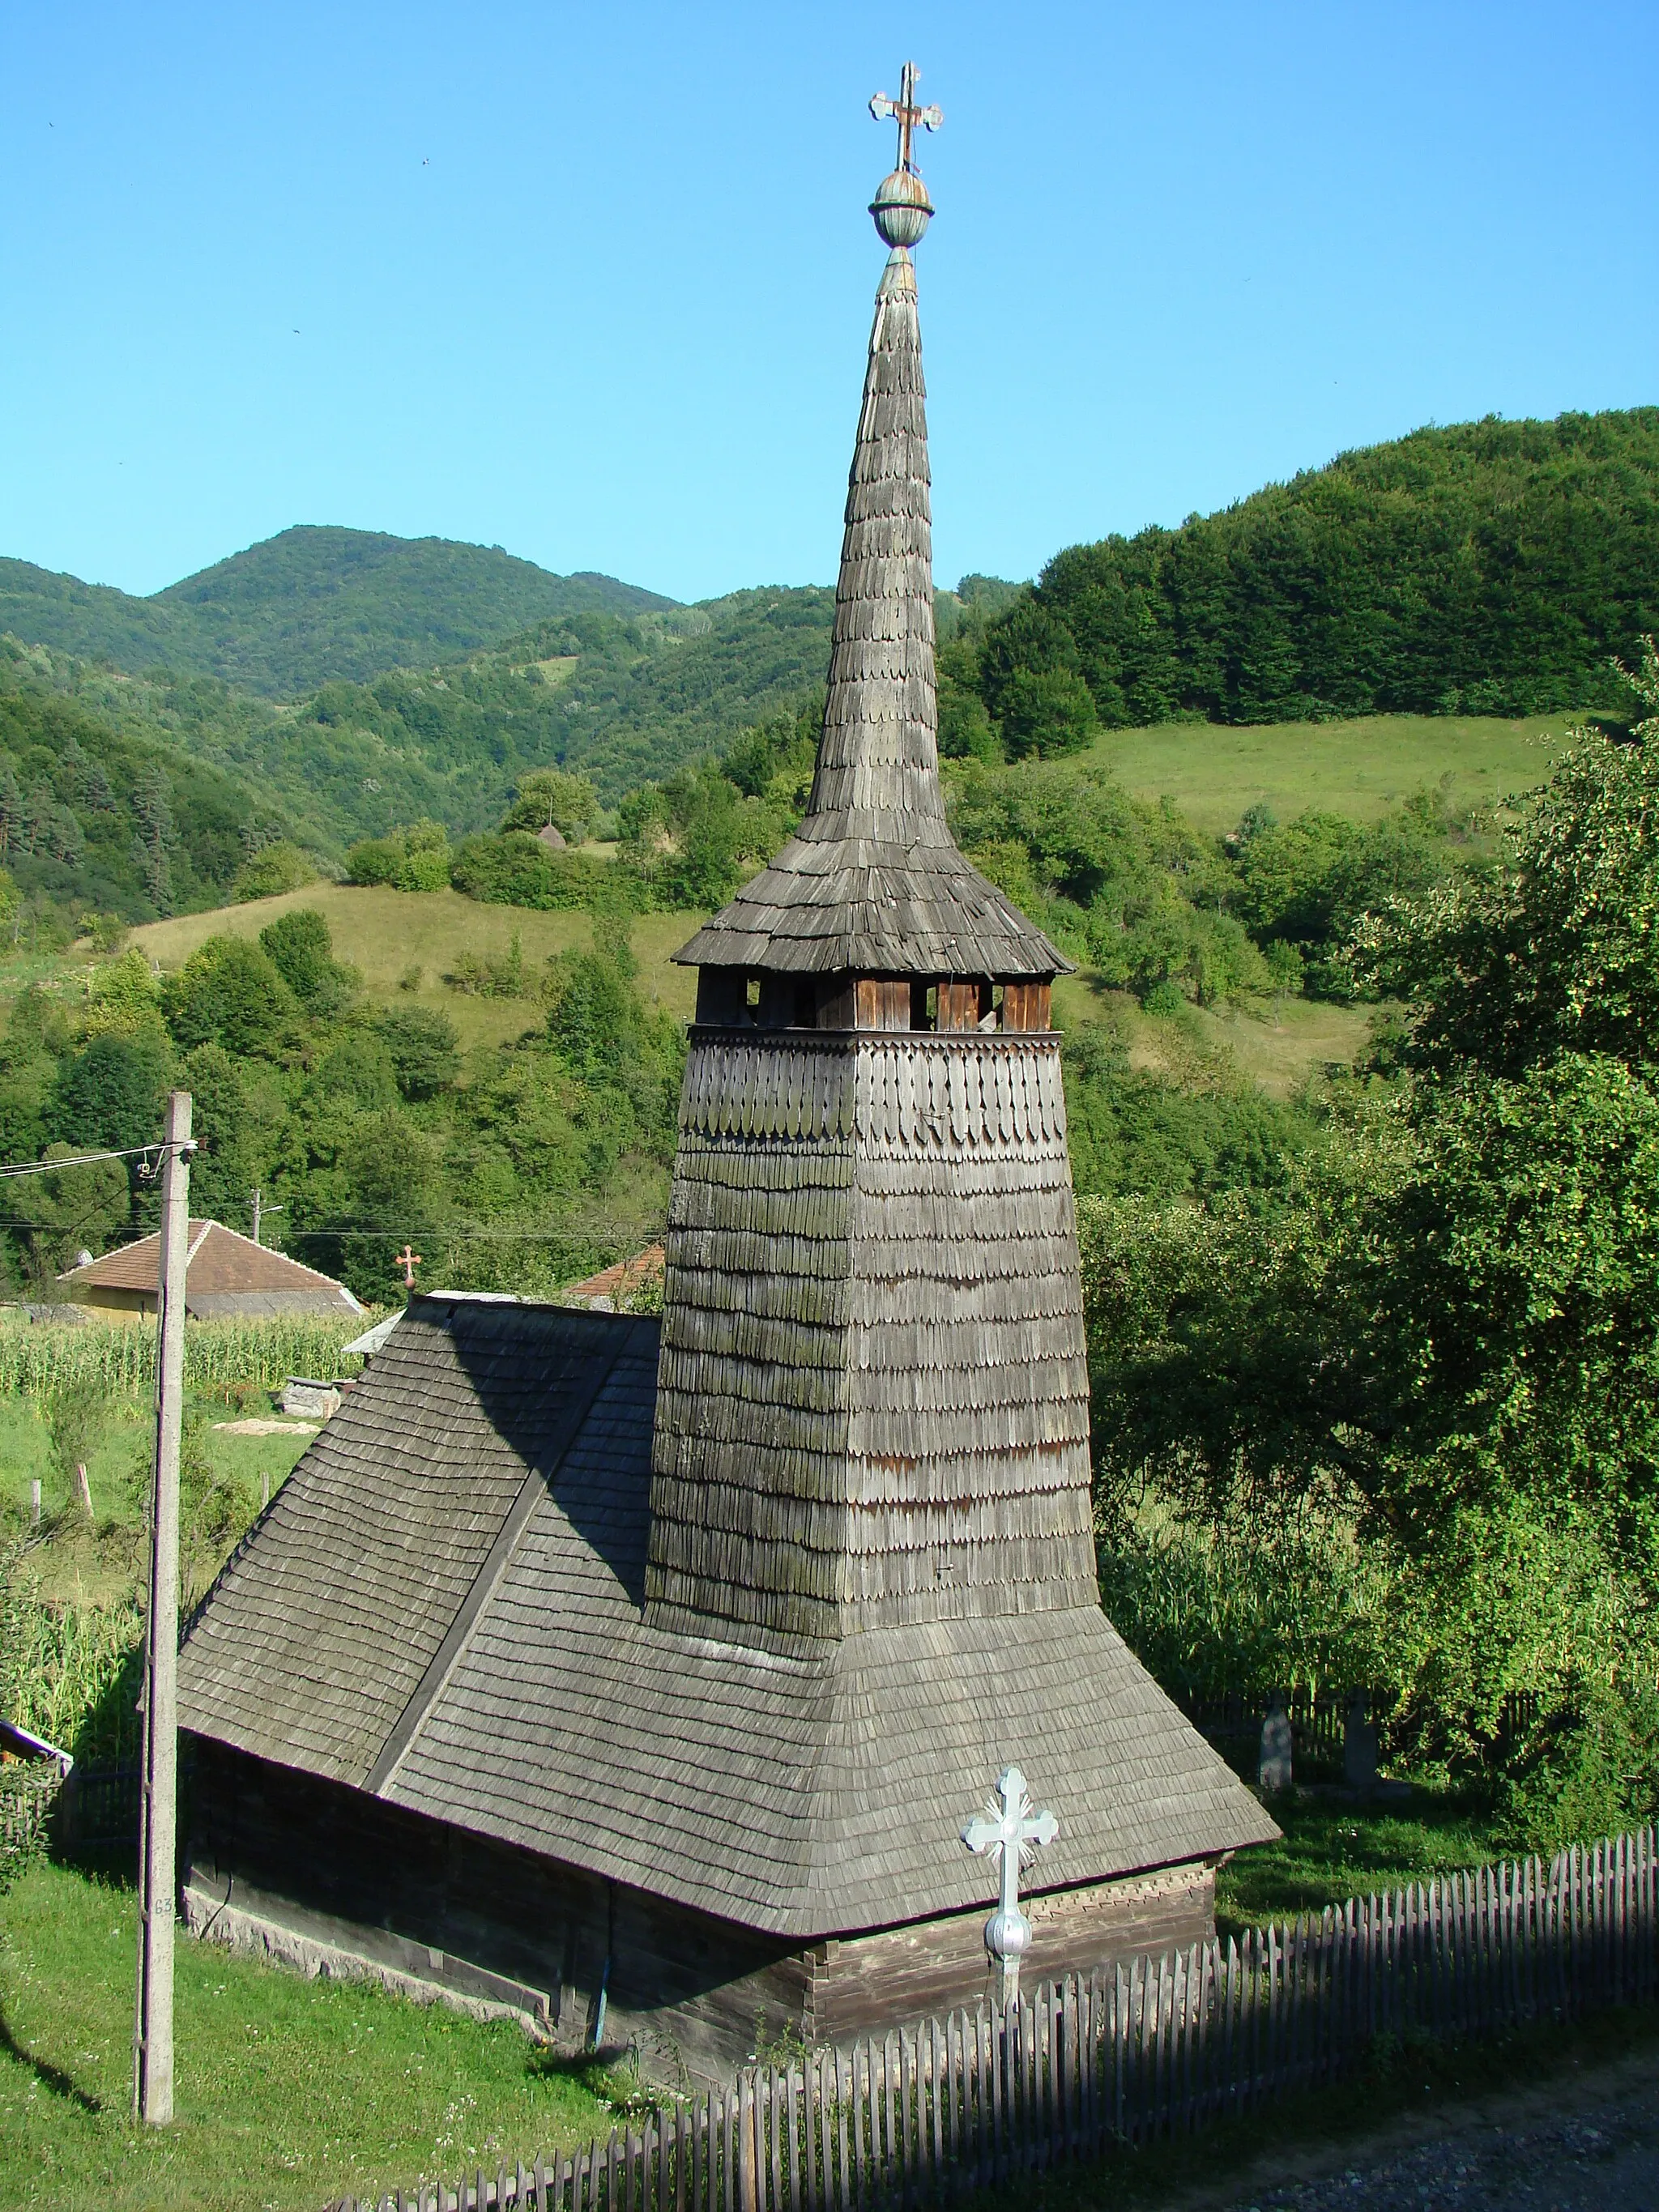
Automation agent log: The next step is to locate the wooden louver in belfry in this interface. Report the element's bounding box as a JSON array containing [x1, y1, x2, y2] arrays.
[[649, 240, 1092, 1655]]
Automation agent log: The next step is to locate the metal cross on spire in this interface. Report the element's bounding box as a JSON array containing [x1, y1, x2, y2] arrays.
[[962, 1766, 1059, 2010], [869, 61, 941, 175]]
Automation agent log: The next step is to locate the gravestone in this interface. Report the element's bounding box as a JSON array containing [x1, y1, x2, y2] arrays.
[[1259, 1694, 1293, 1792], [1344, 1688, 1380, 1796]]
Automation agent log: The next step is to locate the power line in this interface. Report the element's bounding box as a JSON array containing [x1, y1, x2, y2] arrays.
[[0, 1140, 197, 1182]]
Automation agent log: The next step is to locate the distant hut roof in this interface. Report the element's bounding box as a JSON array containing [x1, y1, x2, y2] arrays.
[[177, 1294, 1273, 1937], [60, 1221, 363, 1318], [563, 1243, 664, 1311], [675, 251, 1068, 982]]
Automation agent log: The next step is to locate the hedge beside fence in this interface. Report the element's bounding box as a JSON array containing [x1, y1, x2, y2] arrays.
[[339, 1826, 1658, 2212]]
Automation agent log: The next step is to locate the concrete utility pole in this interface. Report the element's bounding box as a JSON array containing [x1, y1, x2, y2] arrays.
[[249, 1187, 282, 1247], [134, 1089, 193, 2126]]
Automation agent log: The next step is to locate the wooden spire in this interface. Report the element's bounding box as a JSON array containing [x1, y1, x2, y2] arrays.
[[675, 247, 1068, 982]]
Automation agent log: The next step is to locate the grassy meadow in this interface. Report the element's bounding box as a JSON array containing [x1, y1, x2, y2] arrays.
[[1096, 710, 1576, 833], [0, 1862, 623, 2212], [125, 885, 705, 1046]]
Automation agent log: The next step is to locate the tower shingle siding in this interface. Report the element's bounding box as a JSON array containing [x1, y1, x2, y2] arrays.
[[646, 1032, 1095, 1652]]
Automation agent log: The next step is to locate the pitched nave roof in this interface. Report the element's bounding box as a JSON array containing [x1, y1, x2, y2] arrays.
[[177, 1296, 1274, 1938]]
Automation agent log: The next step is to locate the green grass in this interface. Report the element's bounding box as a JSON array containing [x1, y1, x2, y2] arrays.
[[125, 884, 703, 1046], [1218, 1787, 1510, 1932], [0, 1860, 621, 2212], [1053, 976, 1376, 1097], [1099, 710, 1576, 833], [0, 1394, 310, 1528]]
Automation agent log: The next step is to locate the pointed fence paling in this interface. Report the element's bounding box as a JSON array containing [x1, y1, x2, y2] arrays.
[[335, 1826, 1659, 2212]]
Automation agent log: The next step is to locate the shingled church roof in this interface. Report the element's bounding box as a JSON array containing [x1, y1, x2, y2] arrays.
[[177, 1294, 1275, 1938], [673, 249, 1068, 982]]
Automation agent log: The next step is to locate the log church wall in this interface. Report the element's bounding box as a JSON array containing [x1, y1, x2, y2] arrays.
[[185, 1741, 1217, 2082]]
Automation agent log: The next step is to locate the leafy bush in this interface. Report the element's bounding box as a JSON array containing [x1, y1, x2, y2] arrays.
[[448, 833, 615, 911], [232, 842, 319, 901], [346, 820, 451, 893], [258, 906, 357, 1017]]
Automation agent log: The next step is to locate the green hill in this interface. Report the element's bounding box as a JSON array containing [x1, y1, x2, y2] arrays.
[[0, 526, 676, 697], [8, 586, 841, 844], [0, 637, 305, 925], [3, 405, 1651, 883], [942, 408, 1659, 749]]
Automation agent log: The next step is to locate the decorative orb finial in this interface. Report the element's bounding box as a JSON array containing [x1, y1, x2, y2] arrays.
[[870, 168, 934, 249], [868, 60, 941, 249]]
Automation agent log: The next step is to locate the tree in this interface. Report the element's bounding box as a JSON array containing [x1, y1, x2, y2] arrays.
[[980, 602, 1098, 758], [49, 1030, 173, 1153], [83, 949, 167, 1041], [374, 1004, 459, 1099], [1358, 640, 1659, 1080], [163, 936, 298, 1055], [179, 1043, 261, 1221], [258, 908, 356, 1017], [9, 1141, 131, 1281], [132, 762, 176, 913]]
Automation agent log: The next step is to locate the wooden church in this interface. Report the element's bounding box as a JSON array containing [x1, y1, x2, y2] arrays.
[[176, 78, 1275, 2081]]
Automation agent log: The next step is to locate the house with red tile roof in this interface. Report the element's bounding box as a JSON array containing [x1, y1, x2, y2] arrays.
[[58, 1221, 364, 1321]]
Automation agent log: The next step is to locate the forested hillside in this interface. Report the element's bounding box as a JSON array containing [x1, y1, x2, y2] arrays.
[[4, 407, 1644, 850], [0, 638, 301, 928], [941, 409, 1659, 752], [2, 588, 841, 842], [0, 527, 673, 697]]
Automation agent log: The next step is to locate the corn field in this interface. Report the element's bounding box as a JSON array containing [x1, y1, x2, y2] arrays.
[[0, 1562, 143, 1761], [0, 1311, 378, 1401]]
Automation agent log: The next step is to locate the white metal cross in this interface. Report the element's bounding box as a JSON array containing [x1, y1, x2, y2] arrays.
[[869, 61, 942, 176], [961, 1765, 1059, 2009]]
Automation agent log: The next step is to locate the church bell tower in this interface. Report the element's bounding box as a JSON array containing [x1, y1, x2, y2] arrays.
[[647, 77, 1095, 1656]]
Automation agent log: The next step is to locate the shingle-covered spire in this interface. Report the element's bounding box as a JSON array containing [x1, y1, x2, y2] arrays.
[[676, 239, 1068, 981]]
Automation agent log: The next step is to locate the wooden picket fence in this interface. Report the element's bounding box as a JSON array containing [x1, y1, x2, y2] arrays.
[[335, 1826, 1659, 2212]]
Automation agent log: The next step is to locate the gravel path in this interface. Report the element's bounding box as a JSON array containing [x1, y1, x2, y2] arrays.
[[1226, 2067, 1659, 2212]]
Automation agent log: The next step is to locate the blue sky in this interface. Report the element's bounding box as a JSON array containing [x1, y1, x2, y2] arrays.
[[2, 2, 1655, 607]]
